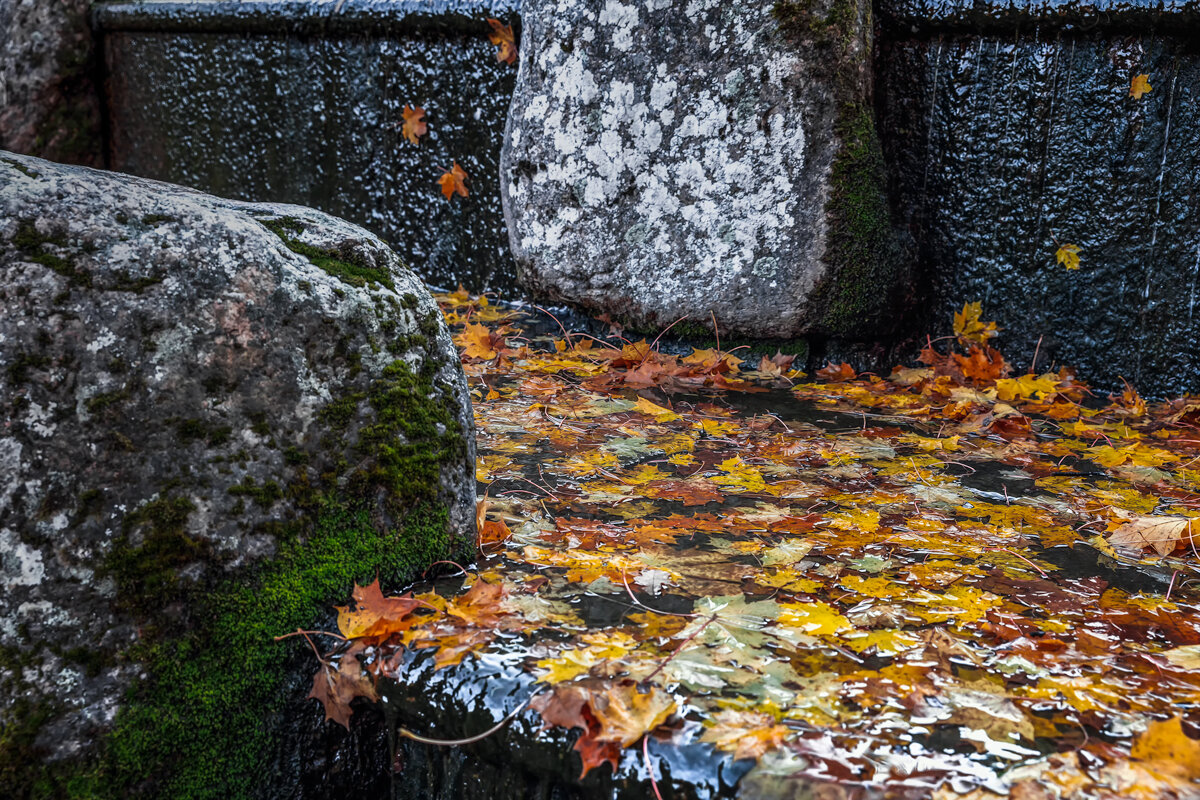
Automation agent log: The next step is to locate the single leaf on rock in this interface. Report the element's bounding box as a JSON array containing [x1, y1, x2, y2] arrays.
[[953, 302, 998, 345], [401, 104, 427, 144], [1130, 74, 1153, 99], [486, 18, 518, 64], [1055, 243, 1081, 270], [1108, 513, 1192, 556], [438, 161, 469, 199], [308, 653, 379, 729]]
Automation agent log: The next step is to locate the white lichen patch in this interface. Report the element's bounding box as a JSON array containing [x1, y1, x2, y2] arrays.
[[505, 0, 837, 335], [0, 527, 46, 588]]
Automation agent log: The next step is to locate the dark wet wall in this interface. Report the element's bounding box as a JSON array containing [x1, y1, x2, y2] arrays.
[[96, 1, 519, 292], [877, 0, 1200, 397]]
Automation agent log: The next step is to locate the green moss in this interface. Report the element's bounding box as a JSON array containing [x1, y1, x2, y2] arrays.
[[260, 217, 395, 292], [774, 0, 908, 338], [108, 497, 205, 617], [2, 158, 40, 179], [177, 418, 233, 447], [7, 353, 50, 384], [812, 102, 907, 337], [13, 221, 91, 288], [43, 357, 470, 800], [228, 477, 283, 507], [85, 387, 130, 414], [111, 270, 165, 293]]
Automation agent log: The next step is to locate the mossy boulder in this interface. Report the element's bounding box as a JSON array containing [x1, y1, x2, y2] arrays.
[[0, 151, 476, 798], [501, 0, 910, 340]]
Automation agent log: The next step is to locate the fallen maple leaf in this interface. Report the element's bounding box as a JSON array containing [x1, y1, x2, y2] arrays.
[[589, 681, 676, 746], [336, 579, 422, 639], [1108, 513, 1193, 556], [1056, 243, 1081, 270], [486, 18, 518, 65], [309, 648, 379, 729], [400, 104, 427, 145], [438, 162, 469, 199], [1130, 74, 1153, 100], [817, 362, 856, 381], [953, 302, 998, 345], [1131, 716, 1200, 779], [700, 710, 791, 760], [454, 322, 502, 359]]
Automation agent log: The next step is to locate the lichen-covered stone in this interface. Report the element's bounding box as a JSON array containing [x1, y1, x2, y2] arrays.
[[501, 0, 906, 338], [0, 0, 103, 165], [0, 152, 475, 797]]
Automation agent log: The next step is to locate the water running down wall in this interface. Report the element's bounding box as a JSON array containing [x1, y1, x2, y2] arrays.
[[96, 0, 520, 293]]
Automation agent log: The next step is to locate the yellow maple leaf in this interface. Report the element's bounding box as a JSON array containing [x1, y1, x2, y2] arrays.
[[776, 600, 852, 635], [1130, 73, 1152, 100], [953, 301, 998, 345], [994, 373, 1060, 402], [711, 456, 767, 493], [1131, 717, 1200, 779], [1056, 243, 1081, 270], [632, 396, 679, 421]]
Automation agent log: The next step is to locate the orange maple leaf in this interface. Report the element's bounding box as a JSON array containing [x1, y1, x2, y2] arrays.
[[454, 322, 503, 360], [400, 104, 427, 145], [336, 579, 423, 639], [438, 162, 469, 199], [952, 344, 1009, 383], [486, 18, 518, 65]]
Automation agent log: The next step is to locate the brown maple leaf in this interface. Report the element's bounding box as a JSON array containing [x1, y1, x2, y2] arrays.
[[700, 710, 791, 760], [400, 104, 427, 145], [1108, 513, 1193, 557], [309, 648, 379, 729], [953, 344, 1009, 383], [438, 162, 469, 199], [816, 362, 856, 382], [486, 18, 518, 65]]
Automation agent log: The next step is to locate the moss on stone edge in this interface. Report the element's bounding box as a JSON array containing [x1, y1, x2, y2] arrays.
[[10, 359, 468, 799], [815, 101, 907, 337], [772, 0, 909, 339], [261, 217, 396, 292]]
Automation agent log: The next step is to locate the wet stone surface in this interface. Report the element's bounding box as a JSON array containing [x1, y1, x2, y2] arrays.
[[877, 11, 1200, 396], [97, 0, 519, 293], [501, 0, 884, 339]]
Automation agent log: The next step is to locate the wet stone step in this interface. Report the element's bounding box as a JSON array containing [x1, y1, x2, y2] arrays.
[[93, 0, 521, 293]]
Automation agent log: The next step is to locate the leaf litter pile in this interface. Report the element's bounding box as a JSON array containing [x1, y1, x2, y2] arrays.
[[303, 293, 1200, 799]]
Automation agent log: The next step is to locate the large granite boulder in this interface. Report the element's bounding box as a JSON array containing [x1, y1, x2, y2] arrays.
[[0, 152, 475, 797], [501, 0, 909, 340], [0, 0, 103, 165]]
